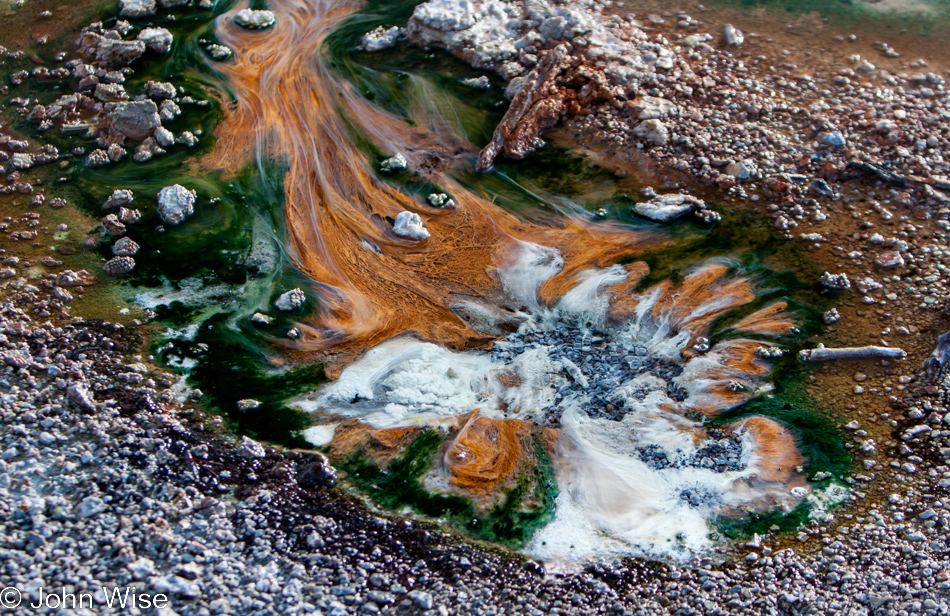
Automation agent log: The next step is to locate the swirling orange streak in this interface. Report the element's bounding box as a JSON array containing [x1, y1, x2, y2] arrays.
[[212, 0, 661, 369]]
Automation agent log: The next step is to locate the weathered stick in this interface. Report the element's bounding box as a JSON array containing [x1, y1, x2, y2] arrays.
[[799, 345, 906, 362], [476, 45, 569, 172]]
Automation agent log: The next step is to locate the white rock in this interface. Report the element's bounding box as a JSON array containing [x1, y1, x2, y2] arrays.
[[236, 436, 267, 459], [119, 0, 156, 17], [157, 185, 196, 225], [154, 127, 175, 148], [634, 119, 669, 146], [274, 288, 306, 312], [380, 153, 408, 173], [820, 272, 851, 291], [138, 28, 173, 54], [360, 26, 401, 51], [392, 211, 430, 240], [251, 312, 274, 325], [630, 96, 678, 120], [145, 80, 176, 99], [633, 193, 705, 223], [233, 9, 276, 30]]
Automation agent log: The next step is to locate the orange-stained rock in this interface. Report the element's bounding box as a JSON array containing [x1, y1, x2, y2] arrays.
[[731, 302, 796, 336]]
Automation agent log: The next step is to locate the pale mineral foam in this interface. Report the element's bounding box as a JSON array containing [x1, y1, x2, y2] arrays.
[[295, 245, 809, 563]]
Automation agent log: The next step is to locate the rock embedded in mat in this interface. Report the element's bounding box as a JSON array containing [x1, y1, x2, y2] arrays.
[[107, 100, 160, 140], [392, 211, 430, 240], [237, 399, 262, 411], [119, 0, 156, 17], [103, 189, 133, 210], [102, 256, 136, 275], [112, 237, 140, 257], [233, 9, 277, 30], [251, 312, 275, 325], [157, 185, 196, 225], [379, 153, 408, 173], [274, 288, 306, 312], [205, 43, 233, 61], [138, 28, 173, 54], [633, 193, 706, 223], [426, 193, 456, 208], [360, 26, 401, 51], [145, 81, 176, 99]]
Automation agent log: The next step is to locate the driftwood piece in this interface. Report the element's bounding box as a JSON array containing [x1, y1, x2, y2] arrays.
[[799, 345, 906, 362], [925, 329, 950, 381], [848, 160, 950, 193], [476, 45, 570, 172]]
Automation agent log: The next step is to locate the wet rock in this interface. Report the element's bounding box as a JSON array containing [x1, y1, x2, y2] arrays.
[[112, 237, 140, 257], [107, 100, 160, 140], [426, 193, 456, 208], [298, 454, 337, 489], [154, 127, 175, 148], [85, 149, 110, 167], [102, 256, 136, 274], [251, 312, 274, 325], [158, 0, 189, 7], [233, 9, 277, 30], [380, 153, 408, 173], [205, 44, 233, 61], [101, 214, 127, 237], [176, 131, 198, 147], [694, 209, 721, 224], [392, 211, 430, 240], [360, 25, 401, 51], [236, 436, 267, 459], [94, 82, 128, 102], [820, 272, 851, 291], [634, 119, 669, 146], [137, 28, 173, 54], [89, 37, 145, 67], [237, 399, 262, 411], [461, 76, 491, 89], [159, 99, 181, 122], [119, 0, 156, 17], [145, 81, 176, 99], [118, 207, 142, 224], [275, 288, 306, 312], [633, 193, 705, 223], [157, 185, 196, 225]]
